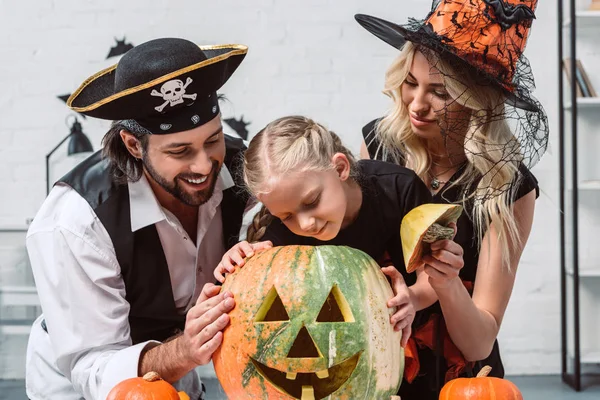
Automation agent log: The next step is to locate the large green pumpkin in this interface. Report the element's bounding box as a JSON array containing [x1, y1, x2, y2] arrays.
[[213, 245, 403, 399]]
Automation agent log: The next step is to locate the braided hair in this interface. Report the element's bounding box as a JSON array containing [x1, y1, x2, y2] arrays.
[[246, 205, 273, 243]]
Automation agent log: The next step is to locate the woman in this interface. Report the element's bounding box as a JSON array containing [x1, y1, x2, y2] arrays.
[[354, 0, 548, 398]]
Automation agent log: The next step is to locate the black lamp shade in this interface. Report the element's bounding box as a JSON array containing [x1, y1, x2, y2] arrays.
[[67, 120, 93, 155], [46, 118, 94, 195]]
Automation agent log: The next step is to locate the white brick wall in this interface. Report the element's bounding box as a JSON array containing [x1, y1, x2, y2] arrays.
[[0, 0, 565, 376]]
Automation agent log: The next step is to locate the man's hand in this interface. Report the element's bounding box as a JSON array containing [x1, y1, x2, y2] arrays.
[[138, 283, 235, 382], [177, 283, 235, 366]]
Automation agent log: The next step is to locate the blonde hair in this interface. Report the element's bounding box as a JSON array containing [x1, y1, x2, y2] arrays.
[[377, 42, 523, 269], [244, 116, 357, 242]]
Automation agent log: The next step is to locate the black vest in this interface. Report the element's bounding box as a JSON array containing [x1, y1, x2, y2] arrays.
[[58, 135, 247, 344]]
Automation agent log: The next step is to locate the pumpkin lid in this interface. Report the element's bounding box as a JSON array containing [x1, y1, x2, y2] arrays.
[[401, 204, 463, 273]]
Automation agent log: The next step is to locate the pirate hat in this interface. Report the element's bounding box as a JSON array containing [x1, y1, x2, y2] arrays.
[[67, 38, 247, 134], [355, 0, 540, 111]]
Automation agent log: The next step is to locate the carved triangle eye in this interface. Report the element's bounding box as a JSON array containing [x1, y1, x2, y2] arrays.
[[255, 286, 289, 322], [316, 285, 354, 323]]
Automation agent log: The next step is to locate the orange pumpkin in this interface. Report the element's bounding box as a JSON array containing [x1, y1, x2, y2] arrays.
[[106, 371, 190, 400], [439, 366, 523, 400], [213, 245, 403, 399]]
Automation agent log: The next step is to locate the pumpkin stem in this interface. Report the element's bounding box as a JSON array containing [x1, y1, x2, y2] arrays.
[[178, 391, 191, 400], [476, 365, 492, 378], [142, 371, 161, 382]]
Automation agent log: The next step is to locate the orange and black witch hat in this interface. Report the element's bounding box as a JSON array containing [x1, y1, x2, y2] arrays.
[[356, 0, 540, 111]]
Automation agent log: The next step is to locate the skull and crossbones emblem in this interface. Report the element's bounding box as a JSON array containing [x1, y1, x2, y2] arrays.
[[151, 77, 197, 112]]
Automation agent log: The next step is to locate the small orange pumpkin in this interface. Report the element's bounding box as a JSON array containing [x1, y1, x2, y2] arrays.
[[439, 366, 523, 400], [106, 371, 190, 400]]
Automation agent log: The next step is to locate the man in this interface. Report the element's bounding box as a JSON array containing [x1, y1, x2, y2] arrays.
[[25, 38, 263, 400]]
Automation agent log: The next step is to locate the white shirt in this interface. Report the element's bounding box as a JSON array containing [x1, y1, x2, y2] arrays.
[[25, 166, 235, 400]]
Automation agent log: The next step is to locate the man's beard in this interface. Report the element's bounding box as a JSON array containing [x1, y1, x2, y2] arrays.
[[142, 155, 222, 207]]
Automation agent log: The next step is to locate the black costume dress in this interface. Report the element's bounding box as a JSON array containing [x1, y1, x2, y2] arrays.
[[363, 119, 539, 400]]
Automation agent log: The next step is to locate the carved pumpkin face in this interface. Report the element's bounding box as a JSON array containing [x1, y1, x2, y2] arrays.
[[213, 245, 403, 399]]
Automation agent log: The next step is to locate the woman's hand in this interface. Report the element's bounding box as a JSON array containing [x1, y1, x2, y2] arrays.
[[213, 240, 273, 283], [382, 265, 415, 348], [422, 222, 464, 290]]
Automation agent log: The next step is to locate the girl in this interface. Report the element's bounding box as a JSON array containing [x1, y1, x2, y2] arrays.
[[354, 0, 548, 398], [214, 115, 438, 347]]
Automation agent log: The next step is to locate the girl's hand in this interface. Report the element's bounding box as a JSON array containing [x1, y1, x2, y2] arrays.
[[214, 240, 273, 283], [381, 265, 415, 348], [423, 222, 464, 291]]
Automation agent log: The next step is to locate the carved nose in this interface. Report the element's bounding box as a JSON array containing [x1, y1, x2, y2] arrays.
[[287, 325, 321, 358]]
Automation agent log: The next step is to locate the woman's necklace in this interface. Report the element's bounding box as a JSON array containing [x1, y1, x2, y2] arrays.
[[429, 177, 443, 190], [428, 171, 446, 190], [427, 163, 462, 190]]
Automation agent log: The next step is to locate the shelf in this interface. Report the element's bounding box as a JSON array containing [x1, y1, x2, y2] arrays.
[[567, 267, 600, 277], [564, 97, 600, 109], [564, 11, 600, 28], [559, 3, 600, 391], [0, 285, 39, 306], [565, 181, 600, 191], [572, 181, 600, 191], [582, 351, 600, 365], [0, 320, 32, 336]]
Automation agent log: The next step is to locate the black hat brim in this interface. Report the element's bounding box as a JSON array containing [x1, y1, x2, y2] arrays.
[[67, 44, 247, 120], [354, 14, 539, 112]]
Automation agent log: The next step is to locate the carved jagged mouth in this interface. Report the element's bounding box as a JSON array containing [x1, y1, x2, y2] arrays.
[[250, 352, 361, 400]]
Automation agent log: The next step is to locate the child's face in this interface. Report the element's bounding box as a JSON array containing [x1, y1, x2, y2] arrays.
[[258, 159, 351, 241]]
